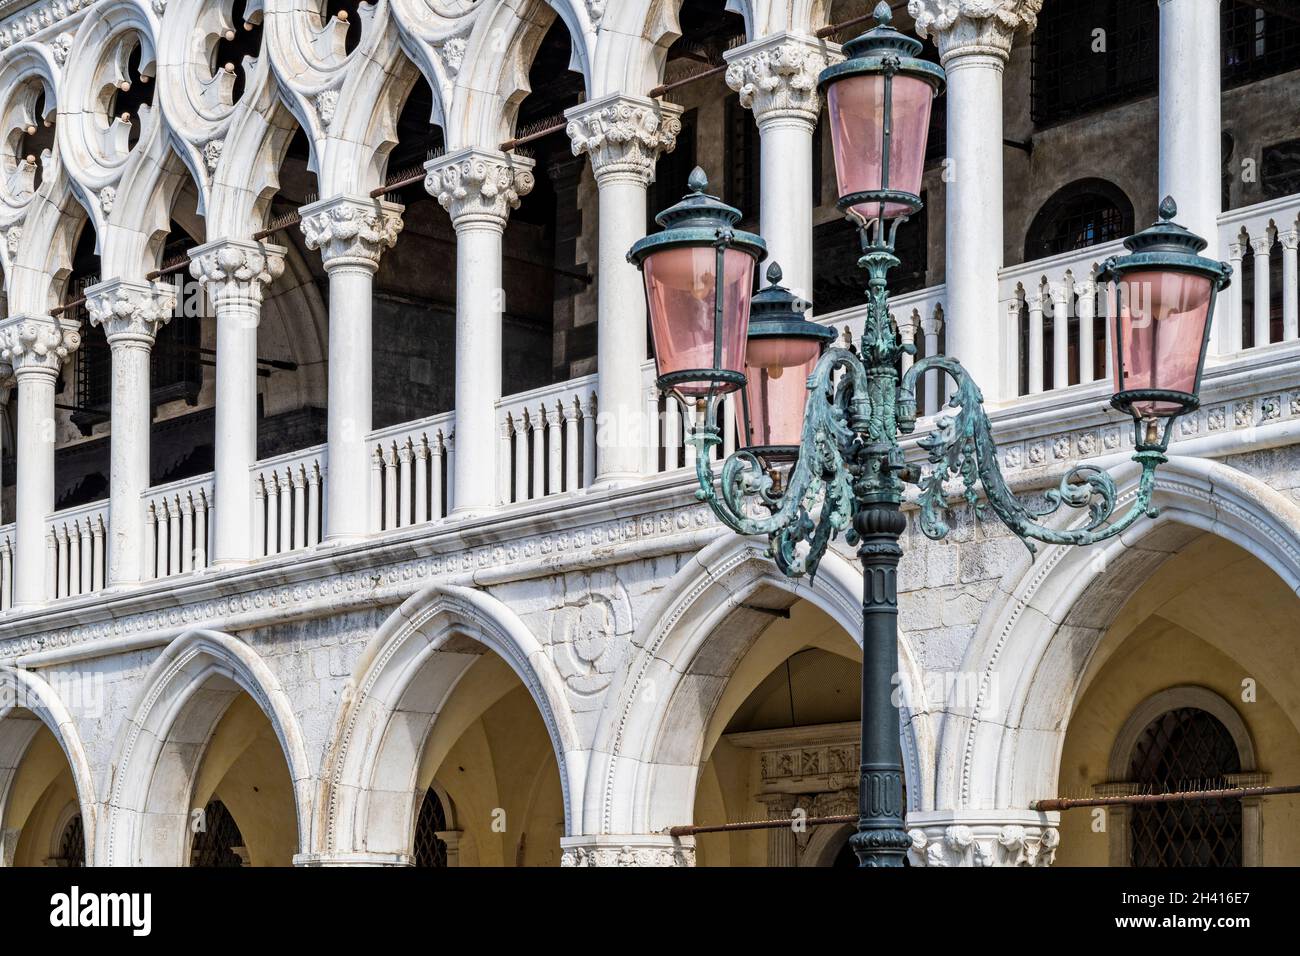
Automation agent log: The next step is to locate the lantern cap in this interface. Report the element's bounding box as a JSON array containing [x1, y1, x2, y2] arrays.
[[747, 262, 836, 342], [818, 2, 945, 92], [628, 167, 766, 266], [1098, 196, 1232, 287]]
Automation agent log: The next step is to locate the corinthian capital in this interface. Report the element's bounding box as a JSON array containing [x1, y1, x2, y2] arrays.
[[724, 33, 835, 129], [85, 278, 176, 348], [0, 314, 81, 377], [300, 194, 404, 270], [425, 147, 536, 229], [905, 814, 1060, 867], [908, 0, 1044, 61], [559, 836, 695, 867], [189, 238, 286, 309], [565, 94, 683, 185]]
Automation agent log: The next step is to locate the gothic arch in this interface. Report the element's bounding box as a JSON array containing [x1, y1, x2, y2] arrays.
[[588, 535, 932, 839], [938, 454, 1300, 816], [102, 628, 313, 866], [0, 665, 99, 866], [317, 583, 580, 863]]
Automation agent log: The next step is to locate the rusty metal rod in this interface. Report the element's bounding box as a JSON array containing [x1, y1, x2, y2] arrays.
[[816, 3, 906, 39], [1033, 783, 1300, 812], [500, 120, 568, 152], [667, 814, 855, 837]]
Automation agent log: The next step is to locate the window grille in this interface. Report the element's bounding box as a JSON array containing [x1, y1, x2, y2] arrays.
[[1025, 181, 1134, 261], [1222, 1, 1300, 89], [413, 787, 449, 867], [1129, 707, 1243, 867], [190, 799, 247, 868], [56, 814, 85, 868]]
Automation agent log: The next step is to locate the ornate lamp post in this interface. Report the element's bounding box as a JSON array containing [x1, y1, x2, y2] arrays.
[[630, 4, 1230, 866]]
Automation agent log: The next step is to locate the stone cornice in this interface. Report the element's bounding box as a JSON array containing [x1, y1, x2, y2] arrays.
[[188, 238, 286, 310], [908, 0, 1044, 62], [85, 278, 176, 347], [0, 0, 94, 51], [425, 148, 535, 229], [724, 32, 835, 129], [299, 195, 404, 270], [564, 94, 683, 185], [0, 313, 80, 376]]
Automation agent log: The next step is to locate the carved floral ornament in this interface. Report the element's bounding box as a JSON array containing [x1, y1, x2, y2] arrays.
[[724, 36, 830, 125], [426, 149, 535, 225], [0, 316, 80, 373], [907, 0, 1045, 58], [300, 196, 403, 265], [189, 240, 285, 303], [85, 280, 176, 344], [907, 824, 1059, 867], [565, 96, 682, 181]]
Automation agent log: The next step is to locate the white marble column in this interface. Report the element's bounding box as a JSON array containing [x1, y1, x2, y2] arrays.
[[300, 194, 403, 542], [1158, 0, 1222, 254], [566, 95, 682, 486], [425, 148, 535, 515], [725, 33, 829, 304], [912, 0, 1044, 403], [189, 239, 286, 563], [0, 316, 80, 606], [86, 280, 176, 587]]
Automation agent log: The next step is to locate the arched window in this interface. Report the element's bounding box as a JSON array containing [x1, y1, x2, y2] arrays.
[[190, 799, 247, 868], [1025, 179, 1135, 262], [1128, 707, 1243, 867], [413, 787, 448, 868], [55, 814, 85, 868]]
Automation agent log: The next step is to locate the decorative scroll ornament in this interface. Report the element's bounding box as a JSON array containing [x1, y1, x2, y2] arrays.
[[0, 316, 81, 373], [565, 94, 682, 183], [725, 34, 830, 126], [425, 148, 535, 225], [300, 195, 403, 267], [85, 279, 177, 345]]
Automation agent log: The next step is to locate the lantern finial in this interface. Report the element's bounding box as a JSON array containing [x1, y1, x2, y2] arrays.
[[766, 261, 783, 285], [874, 1, 892, 26], [1159, 195, 1178, 221], [687, 166, 708, 194]]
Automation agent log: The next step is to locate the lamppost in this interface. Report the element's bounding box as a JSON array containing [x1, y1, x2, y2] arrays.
[[629, 4, 1231, 866]]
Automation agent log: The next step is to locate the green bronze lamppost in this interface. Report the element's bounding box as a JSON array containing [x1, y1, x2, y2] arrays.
[[629, 4, 1231, 866]]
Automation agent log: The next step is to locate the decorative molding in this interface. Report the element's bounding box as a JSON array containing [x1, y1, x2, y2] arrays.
[[724, 33, 831, 129], [188, 238, 286, 309], [0, 313, 79, 376], [85, 278, 176, 347], [425, 147, 535, 228], [299, 194, 403, 269], [0, 0, 96, 51], [908, 0, 1045, 61], [560, 836, 695, 867], [906, 820, 1059, 867], [564, 94, 682, 186]]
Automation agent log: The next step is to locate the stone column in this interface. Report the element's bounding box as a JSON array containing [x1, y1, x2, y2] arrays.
[[725, 33, 829, 304], [911, 0, 1044, 403], [904, 810, 1059, 866], [566, 96, 681, 487], [300, 194, 403, 542], [425, 148, 535, 515], [0, 316, 80, 606], [86, 280, 177, 587], [1158, 0, 1222, 254], [188, 239, 286, 563], [559, 835, 696, 867]]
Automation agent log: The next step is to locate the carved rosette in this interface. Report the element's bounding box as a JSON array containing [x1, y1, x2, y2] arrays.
[[564, 94, 683, 186], [85, 279, 177, 348], [908, 0, 1045, 60], [300, 195, 404, 270], [906, 822, 1060, 866], [724, 33, 832, 129], [189, 238, 286, 310], [424, 148, 536, 229], [0, 315, 80, 377], [560, 838, 696, 868]]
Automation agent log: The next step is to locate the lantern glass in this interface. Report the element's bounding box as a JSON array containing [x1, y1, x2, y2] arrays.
[[1114, 270, 1214, 418], [744, 342, 819, 449], [827, 73, 933, 220], [643, 245, 757, 400]]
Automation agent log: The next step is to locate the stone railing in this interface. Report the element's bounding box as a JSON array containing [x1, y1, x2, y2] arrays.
[[369, 412, 455, 532], [1220, 194, 1300, 354], [46, 499, 108, 600], [641, 359, 741, 474], [252, 445, 325, 557], [497, 374, 597, 505], [143, 473, 214, 580]]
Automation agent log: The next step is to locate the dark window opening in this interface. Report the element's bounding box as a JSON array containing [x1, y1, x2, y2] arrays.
[[53, 814, 86, 868], [211, 0, 265, 104], [413, 787, 449, 867], [1262, 137, 1300, 200], [109, 37, 154, 150], [725, 94, 760, 227], [322, 0, 362, 56], [813, 198, 928, 315], [1025, 178, 1135, 262], [190, 798, 247, 867]]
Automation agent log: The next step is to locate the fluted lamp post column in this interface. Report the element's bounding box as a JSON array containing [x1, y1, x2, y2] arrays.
[[189, 239, 286, 563], [86, 279, 177, 587], [630, 6, 1229, 866]]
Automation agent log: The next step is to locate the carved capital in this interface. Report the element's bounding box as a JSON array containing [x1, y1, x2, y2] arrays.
[[559, 835, 695, 867], [300, 194, 404, 270], [85, 279, 176, 348], [908, 0, 1044, 61], [188, 238, 286, 309], [0, 314, 80, 377], [724, 33, 834, 129], [565, 94, 683, 185], [424, 148, 535, 229], [905, 814, 1059, 866]]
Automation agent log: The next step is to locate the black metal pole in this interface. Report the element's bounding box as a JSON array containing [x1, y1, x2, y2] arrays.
[[850, 500, 910, 866]]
